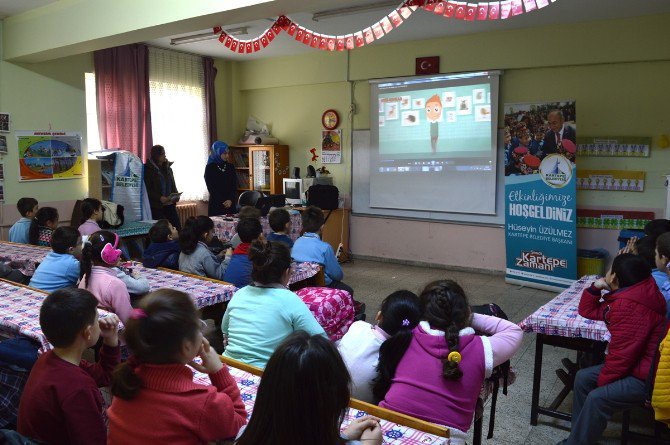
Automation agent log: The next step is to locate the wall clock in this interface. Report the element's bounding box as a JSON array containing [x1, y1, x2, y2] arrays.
[[322, 109, 339, 130]]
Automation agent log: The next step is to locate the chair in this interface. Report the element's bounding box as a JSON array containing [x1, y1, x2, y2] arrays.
[[621, 406, 670, 444], [237, 190, 262, 209]]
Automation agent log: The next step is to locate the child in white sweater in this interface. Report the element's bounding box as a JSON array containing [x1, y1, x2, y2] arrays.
[[338, 290, 421, 403]]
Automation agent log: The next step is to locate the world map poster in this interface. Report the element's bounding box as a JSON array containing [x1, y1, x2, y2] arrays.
[[16, 131, 83, 181]]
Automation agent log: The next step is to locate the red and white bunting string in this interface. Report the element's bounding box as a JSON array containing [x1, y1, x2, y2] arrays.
[[213, 0, 557, 54]]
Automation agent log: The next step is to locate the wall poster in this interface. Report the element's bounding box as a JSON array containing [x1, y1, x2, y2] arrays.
[[16, 131, 83, 181]]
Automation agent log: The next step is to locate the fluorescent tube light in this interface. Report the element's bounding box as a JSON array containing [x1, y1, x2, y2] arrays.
[[312, 1, 399, 21], [170, 26, 249, 45]]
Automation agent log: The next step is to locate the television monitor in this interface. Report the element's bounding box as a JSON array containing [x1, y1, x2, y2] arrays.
[[283, 178, 304, 205]]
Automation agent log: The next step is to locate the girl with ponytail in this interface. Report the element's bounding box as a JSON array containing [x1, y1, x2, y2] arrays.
[[107, 289, 247, 444], [222, 240, 325, 368], [377, 280, 522, 444], [337, 290, 421, 403], [78, 198, 103, 236], [28, 207, 58, 246]]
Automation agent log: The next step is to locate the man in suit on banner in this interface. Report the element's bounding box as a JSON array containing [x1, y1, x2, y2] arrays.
[[543, 109, 576, 154]]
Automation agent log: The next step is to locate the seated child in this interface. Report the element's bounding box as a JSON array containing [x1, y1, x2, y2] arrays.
[[77, 198, 103, 236], [645, 218, 670, 238], [223, 218, 263, 288], [235, 332, 382, 445], [266, 207, 293, 248], [292, 205, 353, 296], [78, 231, 134, 323], [377, 280, 523, 445], [179, 216, 232, 280], [230, 206, 261, 249], [142, 219, 180, 270], [222, 240, 325, 368], [558, 254, 667, 445], [17, 288, 120, 445], [29, 227, 82, 292], [634, 235, 668, 289], [656, 233, 670, 312], [8, 198, 38, 244], [107, 289, 247, 444], [338, 290, 421, 403], [28, 207, 59, 247]]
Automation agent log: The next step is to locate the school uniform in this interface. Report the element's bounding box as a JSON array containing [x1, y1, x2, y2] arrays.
[[292, 232, 353, 295], [29, 252, 80, 292], [179, 241, 230, 280], [222, 243, 253, 288], [266, 232, 294, 248], [8, 218, 31, 244], [79, 266, 133, 323], [142, 240, 180, 270]]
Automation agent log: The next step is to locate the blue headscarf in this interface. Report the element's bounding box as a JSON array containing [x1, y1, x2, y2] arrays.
[[207, 141, 229, 165]]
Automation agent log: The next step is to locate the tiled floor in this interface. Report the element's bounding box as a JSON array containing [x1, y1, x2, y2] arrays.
[[342, 259, 665, 445]]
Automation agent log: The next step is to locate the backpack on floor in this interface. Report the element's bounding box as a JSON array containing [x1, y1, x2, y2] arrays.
[[471, 303, 512, 440]]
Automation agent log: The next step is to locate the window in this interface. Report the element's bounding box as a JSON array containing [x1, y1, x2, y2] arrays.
[[84, 72, 102, 153], [148, 47, 209, 201]]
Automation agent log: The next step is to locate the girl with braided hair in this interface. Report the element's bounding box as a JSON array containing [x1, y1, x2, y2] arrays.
[[377, 280, 522, 444], [221, 240, 325, 368]]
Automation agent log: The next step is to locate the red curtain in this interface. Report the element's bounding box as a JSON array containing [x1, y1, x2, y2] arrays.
[[203, 56, 218, 148], [94, 44, 153, 161]]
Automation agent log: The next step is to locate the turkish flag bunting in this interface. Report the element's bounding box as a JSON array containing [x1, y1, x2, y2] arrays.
[[230, 40, 238, 51], [476, 4, 488, 19], [327, 38, 336, 51], [295, 27, 305, 41], [224, 36, 233, 48], [511, 0, 523, 15], [523, 0, 537, 11], [536, 0, 549, 7], [276, 15, 290, 29], [465, 3, 477, 20], [380, 17, 393, 33], [455, 2, 467, 19], [266, 30, 275, 42], [218, 31, 227, 43], [311, 34, 320, 48], [336, 36, 345, 51], [389, 10, 403, 26], [488, 1, 500, 19], [444, 1, 456, 17], [345, 34, 355, 50], [245, 42, 252, 53], [500, 0, 512, 19], [398, 6, 414, 19], [433, 1, 445, 15], [253, 39, 260, 52], [287, 22, 297, 36], [272, 22, 282, 34], [372, 22, 384, 39], [363, 27, 375, 44], [238, 41, 245, 53], [319, 36, 328, 50], [424, 0, 437, 12], [213, 26, 222, 34], [303, 30, 313, 45], [354, 31, 365, 47], [261, 35, 269, 47]]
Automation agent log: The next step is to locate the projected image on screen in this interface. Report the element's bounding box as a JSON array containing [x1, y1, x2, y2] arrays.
[[378, 84, 491, 159]]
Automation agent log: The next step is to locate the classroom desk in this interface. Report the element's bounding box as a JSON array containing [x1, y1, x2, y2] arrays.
[[518, 275, 609, 425], [0, 241, 49, 276], [191, 357, 451, 444], [108, 221, 153, 238], [211, 214, 302, 242], [0, 279, 120, 353]]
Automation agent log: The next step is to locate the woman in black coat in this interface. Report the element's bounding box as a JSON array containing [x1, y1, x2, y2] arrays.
[[144, 145, 182, 230], [204, 141, 237, 216]]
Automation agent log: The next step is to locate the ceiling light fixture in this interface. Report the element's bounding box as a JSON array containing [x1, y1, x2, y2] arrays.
[[170, 26, 249, 45], [312, 0, 399, 21]]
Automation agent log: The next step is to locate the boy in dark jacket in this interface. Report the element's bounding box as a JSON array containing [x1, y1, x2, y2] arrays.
[[223, 218, 263, 288], [142, 220, 180, 270]]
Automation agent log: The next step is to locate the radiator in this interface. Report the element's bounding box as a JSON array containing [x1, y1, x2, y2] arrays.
[[176, 203, 198, 227]]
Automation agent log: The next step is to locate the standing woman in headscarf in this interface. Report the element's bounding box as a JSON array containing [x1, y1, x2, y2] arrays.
[[144, 145, 182, 230], [204, 141, 238, 216]]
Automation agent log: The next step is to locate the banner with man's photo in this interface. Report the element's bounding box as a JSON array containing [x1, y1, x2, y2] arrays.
[[504, 101, 577, 291]]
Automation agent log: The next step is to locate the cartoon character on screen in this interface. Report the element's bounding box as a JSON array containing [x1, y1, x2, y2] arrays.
[[425, 94, 442, 154]]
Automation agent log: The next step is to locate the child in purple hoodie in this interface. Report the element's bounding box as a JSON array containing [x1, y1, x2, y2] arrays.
[[376, 280, 522, 445]]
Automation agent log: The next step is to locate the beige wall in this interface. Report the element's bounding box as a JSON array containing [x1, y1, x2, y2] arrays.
[[216, 14, 670, 271]]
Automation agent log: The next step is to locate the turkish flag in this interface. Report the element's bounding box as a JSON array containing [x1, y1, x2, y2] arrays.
[[433, 2, 445, 15], [319, 36, 328, 50], [336, 36, 345, 51], [363, 27, 375, 44], [523, 0, 538, 11], [354, 31, 365, 47], [372, 22, 384, 39], [424, 0, 437, 12], [398, 6, 414, 19], [511, 0, 523, 15], [380, 16, 393, 33], [266, 30, 275, 42], [455, 2, 467, 19], [218, 31, 227, 43], [303, 30, 313, 45], [444, 1, 456, 17], [536, 0, 549, 7], [500, 0, 512, 19], [245, 42, 252, 53], [311, 34, 320, 48], [238, 41, 245, 53], [295, 27, 305, 41], [389, 10, 403, 26], [213, 26, 222, 34], [272, 22, 282, 34], [345, 34, 355, 50], [489, 1, 500, 19], [261, 35, 269, 47], [476, 4, 488, 19], [276, 15, 291, 29], [327, 38, 336, 51], [287, 23, 297, 36], [224, 36, 233, 48], [465, 3, 477, 20], [253, 39, 260, 52], [230, 40, 238, 51]]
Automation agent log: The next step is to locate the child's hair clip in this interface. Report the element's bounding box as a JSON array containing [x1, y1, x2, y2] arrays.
[[447, 351, 462, 363], [129, 308, 147, 320], [401, 319, 410, 327]]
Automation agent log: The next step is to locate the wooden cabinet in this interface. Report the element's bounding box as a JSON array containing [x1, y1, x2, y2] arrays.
[[228, 145, 289, 199]]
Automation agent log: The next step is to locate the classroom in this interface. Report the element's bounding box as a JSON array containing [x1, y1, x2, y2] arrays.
[[1, 1, 670, 444]]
